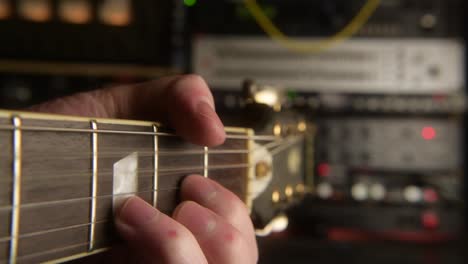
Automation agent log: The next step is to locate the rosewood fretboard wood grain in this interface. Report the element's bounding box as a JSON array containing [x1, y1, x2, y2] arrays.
[[0, 111, 252, 264]]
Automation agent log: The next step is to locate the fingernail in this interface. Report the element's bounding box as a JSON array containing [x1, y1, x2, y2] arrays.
[[198, 96, 215, 111], [116, 197, 159, 229], [202, 180, 218, 202], [184, 175, 218, 203], [196, 98, 225, 135], [177, 202, 217, 236]]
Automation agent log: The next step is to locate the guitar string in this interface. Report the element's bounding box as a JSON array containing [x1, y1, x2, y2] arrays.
[[0, 156, 281, 213], [0, 220, 109, 243], [0, 139, 287, 184], [0, 163, 251, 185], [0, 154, 286, 212], [0, 136, 283, 160], [14, 241, 103, 262], [22, 137, 283, 165], [0, 136, 300, 211], [0, 124, 279, 141], [270, 136, 301, 156], [0, 168, 247, 212], [0, 149, 253, 159], [0, 130, 283, 159], [0, 137, 300, 247]]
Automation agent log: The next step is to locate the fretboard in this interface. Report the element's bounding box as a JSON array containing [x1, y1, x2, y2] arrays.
[[0, 110, 254, 264]]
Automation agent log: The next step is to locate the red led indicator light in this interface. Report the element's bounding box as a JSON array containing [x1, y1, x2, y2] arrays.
[[423, 189, 438, 203], [421, 211, 439, 230], [318, 163, 330, 177], [432, 94, 446, 102], [421, 127, 436, 140]]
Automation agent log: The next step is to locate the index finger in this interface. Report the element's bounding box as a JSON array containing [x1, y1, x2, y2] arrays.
[[30, 74, 226, 147]]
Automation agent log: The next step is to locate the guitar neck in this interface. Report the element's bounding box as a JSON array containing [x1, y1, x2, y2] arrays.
[[0, 110, 255, 264]]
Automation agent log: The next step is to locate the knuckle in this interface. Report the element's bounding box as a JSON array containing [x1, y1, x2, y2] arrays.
[[221, 192, 249, 220], [173, 200, 196, 219], [223, 229, 243, 250], [221, 230, 257, 263]]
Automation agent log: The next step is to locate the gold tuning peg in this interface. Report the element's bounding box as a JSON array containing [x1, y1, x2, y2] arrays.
[[255, 214, 289, 237], [297, 121, 307, 132], [273, 123, 282, 136], [242, 79, 283, 111], [285, 185, 294, 199], [272, 190, 281, 204]]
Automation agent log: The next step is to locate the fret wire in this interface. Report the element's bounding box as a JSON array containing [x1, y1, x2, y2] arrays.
[[9, 116, 22, 264], [88, 120, 98, 252], [203, 146, 208, 178], [0, 124, 278, 141], [152, 124, 158, 208], [245, 128, 255, 210]]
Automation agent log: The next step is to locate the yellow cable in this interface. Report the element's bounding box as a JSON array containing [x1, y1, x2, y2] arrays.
[[243, 0, 381, 54]]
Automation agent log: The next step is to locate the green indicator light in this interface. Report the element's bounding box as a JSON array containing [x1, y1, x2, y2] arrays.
[[287, 90, 297, 100], [184, 0, 197, 7]]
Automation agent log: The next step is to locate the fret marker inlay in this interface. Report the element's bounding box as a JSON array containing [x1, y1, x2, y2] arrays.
[[113, 152, 139, 210], [9, 116, 22, 264], [89, 120, 98, 252]]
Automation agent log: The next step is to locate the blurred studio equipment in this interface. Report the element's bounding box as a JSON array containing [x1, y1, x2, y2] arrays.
[[188, 0, 466, 242], [0, 0, 183, 108]]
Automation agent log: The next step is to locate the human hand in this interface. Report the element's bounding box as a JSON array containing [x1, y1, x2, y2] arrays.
[[31, 75, 258, 264]]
